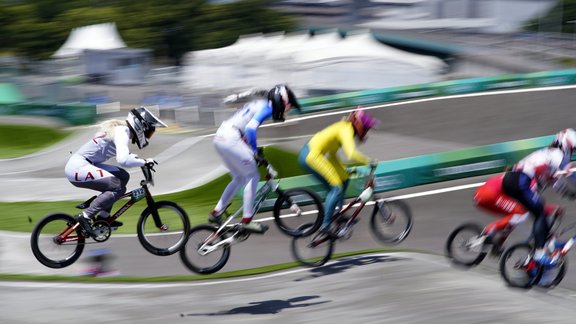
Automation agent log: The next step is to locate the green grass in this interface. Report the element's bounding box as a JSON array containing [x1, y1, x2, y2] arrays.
[[0, 124, 72, 158], [0, 248, 422, 282], [3, 146, 307, 233]]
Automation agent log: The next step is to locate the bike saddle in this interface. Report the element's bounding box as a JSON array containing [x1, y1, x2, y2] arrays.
[[76, 195, 98, 209]]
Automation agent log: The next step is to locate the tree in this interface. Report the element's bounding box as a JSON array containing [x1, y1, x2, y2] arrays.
[[524, 0, 576, 33], [1, 0, 297, 62]]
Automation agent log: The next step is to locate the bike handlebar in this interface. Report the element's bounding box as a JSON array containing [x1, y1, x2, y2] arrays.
[[141, 163, 156, 186]]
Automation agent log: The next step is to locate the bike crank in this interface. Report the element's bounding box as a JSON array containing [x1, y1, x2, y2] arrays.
[[92, 221, 111, 242]]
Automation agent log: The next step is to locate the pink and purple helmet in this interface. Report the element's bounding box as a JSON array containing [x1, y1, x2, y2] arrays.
[[348, 108, 380, 142]]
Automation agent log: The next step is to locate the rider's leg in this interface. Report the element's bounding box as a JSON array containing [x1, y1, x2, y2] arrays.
[[502, 172, 555, 265], [214, 137, 266, 232], [211, 135, 253, 218], [328, 154, 349, 211], [240, 163, 260, 224], [302, 151, 343, 231], [81, 171, 128, 219], [474, 176, 526, 249], [67, 163, 128, 234]]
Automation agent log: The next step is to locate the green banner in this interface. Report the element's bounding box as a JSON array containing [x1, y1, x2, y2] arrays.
[[296, 69, 576, 115], [258, 135, 557, 211]]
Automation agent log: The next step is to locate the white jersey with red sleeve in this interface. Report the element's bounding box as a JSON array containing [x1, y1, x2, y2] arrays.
[[513, 147, 565, 187]]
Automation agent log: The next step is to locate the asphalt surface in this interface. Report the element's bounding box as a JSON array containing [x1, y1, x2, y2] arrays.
[[2, 252, 576, 324], [2, 86, 576, 323]]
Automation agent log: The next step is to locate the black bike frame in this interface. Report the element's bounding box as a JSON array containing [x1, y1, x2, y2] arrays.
[[62, 177, 157, 243]]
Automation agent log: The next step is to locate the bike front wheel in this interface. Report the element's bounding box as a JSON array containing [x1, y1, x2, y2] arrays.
[[30, 213, 86, 268], [445, 223, 487, 267], [137, 201, 190, 256], [499, 243, 543, 289], [179, 224, 231, 274], [370, 200, 413, 244], [538, 258, 568, 289], [290, 223, 334, 267], [273, 188, 323, 237]]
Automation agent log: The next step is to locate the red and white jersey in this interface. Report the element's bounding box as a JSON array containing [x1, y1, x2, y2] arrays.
[[514, 147, 564, 187]]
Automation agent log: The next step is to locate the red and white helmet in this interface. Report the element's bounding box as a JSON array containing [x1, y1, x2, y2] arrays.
[[552, 128, 576, 157]]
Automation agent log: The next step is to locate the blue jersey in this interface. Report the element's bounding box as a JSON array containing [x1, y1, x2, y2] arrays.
[[219, 99, 272, 152]]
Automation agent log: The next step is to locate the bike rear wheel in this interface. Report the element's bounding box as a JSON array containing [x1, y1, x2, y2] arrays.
[[179, 224, 231, 274], [30, 213, 85, 269], [290, 223, 334, 267], [445, 223, 487, 267], [273, 188, 323, 237], [370, 200, 413, 244], [137, 201, 190, 256], [499, 243, 543, 289]]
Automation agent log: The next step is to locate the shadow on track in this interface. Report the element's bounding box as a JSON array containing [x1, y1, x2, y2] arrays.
[[180, 295, 330, 316], [294, 254, 407, 282]]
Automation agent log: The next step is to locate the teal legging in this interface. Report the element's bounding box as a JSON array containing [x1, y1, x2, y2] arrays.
[[299, 144, 349, 227]]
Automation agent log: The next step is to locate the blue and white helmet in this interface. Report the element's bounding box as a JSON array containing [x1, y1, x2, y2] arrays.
[[126, 107, 167, 149]]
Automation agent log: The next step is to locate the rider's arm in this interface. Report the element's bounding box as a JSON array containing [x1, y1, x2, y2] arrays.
[[224, 88, 268, 104], [339, 123, 370, 164], [114, 126, 146, 167], [244, 104, 272, 153]]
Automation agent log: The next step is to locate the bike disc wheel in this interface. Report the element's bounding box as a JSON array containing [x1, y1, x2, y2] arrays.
[[290, 223, 334, 267], [30, 213, 85, 269], [445, 223, 487, 267], [273, 188, 323, 237], [137, 201, 190, 256], [370, 200, 413, 244], [499, 243, 543, 289], [179, 224, 230, 274], [538, 258, 568, 289]]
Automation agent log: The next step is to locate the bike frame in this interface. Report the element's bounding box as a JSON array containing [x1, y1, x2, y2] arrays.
[[58, 167, 160, 243], [309, 163, 378, 247], [198, 163, 280, 255]]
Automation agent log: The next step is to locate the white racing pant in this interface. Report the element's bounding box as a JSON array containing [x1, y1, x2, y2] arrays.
[[65, 155, 129, 218], [213, 126, 259, 219]]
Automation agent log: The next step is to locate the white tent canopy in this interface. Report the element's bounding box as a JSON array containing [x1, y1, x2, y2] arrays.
[[182, 30, 447, 92], [53, 23, 127, 58]]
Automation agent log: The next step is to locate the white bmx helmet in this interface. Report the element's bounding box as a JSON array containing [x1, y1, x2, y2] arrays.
[[126, 107, 167, 149]]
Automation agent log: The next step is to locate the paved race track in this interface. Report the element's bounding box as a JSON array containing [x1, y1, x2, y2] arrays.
[[2, 86, 576, 323]]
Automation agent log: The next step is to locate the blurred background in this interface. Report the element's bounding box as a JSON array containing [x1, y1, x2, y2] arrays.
[[0, 0, 575, 126]]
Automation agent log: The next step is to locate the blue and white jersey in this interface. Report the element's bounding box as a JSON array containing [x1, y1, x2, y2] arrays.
[[219, 99, 273, 153]]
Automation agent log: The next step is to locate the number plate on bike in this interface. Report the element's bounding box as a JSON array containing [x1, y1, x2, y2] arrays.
[[132, 188, 146, 201]]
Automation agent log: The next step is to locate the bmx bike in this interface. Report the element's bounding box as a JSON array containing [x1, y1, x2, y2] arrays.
[[30, 163, 190, 269], [290, 162, 413, 267], [179, 159, 323, 274]]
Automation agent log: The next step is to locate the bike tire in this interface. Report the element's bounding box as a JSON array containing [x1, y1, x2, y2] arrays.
[[273, 188, 323, 237], [445, 223, 487, 267], [370, 200, 413, 244], [137, 201, 190, 256], [499, 242, 543, 289], [290, 223, 334, 267], [179, 224, 231, 274], [30, 213, 85, 269], [538, 258, 568, 289]]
